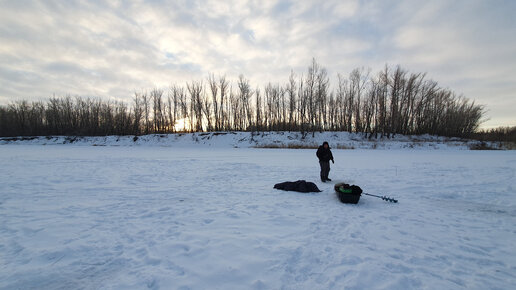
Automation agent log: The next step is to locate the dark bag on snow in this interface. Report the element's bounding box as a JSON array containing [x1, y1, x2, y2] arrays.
[[274, 180, 321, 193], [335, 183, 362, 204]]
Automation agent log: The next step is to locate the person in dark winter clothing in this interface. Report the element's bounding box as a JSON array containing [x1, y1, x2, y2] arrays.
[[316, 141, 334, 182]]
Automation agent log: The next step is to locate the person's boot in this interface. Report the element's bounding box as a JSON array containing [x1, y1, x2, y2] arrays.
[[326, 178, 332, 181]]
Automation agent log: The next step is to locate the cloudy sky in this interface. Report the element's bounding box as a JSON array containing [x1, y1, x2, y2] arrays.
[[0, 0, 514, 128]]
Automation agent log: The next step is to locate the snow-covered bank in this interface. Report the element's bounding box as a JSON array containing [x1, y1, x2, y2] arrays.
[[0, 131, 509, 150], [1, 146, 515, 289]]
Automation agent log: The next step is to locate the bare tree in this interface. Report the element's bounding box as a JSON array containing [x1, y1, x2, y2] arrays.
[[219, 75, 229, 131], [151, 89, 164, 133], [286, 70, 297, 130], [208, 74, 219, 131], [133, 93, 143, 135], [255, 88, 262, 131], [187, 81, 204, 132], [237, 75, 253, 130]]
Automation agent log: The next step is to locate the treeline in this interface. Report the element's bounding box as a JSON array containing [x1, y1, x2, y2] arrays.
[[468, 126, 516, 143], [0, 60, 485, 138]]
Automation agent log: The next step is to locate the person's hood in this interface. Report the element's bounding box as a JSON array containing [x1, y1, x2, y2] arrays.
[[320, 142, 330, 149]]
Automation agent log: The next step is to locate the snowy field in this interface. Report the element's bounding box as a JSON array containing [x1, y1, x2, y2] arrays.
[[1, 145, 515, 289]]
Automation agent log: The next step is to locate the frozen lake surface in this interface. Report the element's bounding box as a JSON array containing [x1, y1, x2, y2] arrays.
[[1, 145, 515, 289]]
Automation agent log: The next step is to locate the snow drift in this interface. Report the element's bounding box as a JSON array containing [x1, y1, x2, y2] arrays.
[[0, 131, 508, 150]]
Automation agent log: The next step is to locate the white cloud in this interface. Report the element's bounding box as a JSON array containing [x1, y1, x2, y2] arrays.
[[0, 0, 514, 127], [327, 0, 359, 19], [383, 0, 516, 127]]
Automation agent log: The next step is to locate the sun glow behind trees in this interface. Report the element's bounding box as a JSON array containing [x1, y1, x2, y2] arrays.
[[173, 118, 191, 133]]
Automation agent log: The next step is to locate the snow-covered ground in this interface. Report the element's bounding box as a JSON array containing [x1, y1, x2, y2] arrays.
[[1, 145, 515, 289], [0, 131, 508, 150]]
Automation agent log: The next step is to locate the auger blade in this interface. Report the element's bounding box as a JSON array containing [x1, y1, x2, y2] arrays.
[[363, 192, 398, 203]]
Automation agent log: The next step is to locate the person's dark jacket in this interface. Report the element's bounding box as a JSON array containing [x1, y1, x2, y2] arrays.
[[316, 143, 334, 163]]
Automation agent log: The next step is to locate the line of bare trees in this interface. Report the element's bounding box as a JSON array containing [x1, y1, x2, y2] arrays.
[[0, 60, 486, 138], [468, 126, 516, 143]]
